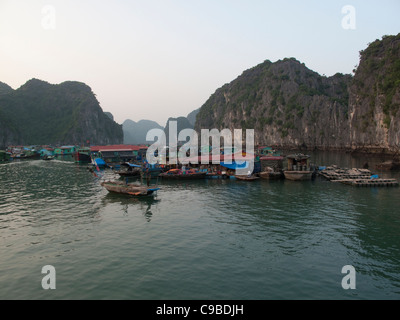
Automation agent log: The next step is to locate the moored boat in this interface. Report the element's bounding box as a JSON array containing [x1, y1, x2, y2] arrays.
[[142, 164, 164, 177], [259, 171, 284, 180], [159, 169, 207, 180], [284, 154, 313, 181], [283, 171, 313, 181], [42, 155, 55, 161], [92, 158, 107, 168], [101, 181, 159, 196], [235, 175, 260, 181], [74, 147, 92, 163], [117, 162, 142, 177]]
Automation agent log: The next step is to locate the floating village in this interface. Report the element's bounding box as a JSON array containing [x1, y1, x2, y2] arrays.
[[1, 144, 399, 197]]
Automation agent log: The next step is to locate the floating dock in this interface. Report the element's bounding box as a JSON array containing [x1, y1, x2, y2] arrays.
[[332, 178, 399, 187], [319, 166, 399, 187]]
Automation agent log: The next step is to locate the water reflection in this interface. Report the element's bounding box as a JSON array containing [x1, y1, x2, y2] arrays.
[[101, 193, 160, 222]]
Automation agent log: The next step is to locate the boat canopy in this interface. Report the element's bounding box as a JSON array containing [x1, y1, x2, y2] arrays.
[[286, 154, 310, 161], [122, 162, 142, 168], [94, 158, 106, 166], [220, 161, 249, 170]]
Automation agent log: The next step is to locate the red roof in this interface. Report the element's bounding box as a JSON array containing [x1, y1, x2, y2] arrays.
[[90, 145, 148, 152], [185, 152, 256, 163], [259, 156, 284, 161]]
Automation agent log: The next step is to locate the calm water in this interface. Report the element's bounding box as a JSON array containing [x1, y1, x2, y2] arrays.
[[0, 152, 399, 300]]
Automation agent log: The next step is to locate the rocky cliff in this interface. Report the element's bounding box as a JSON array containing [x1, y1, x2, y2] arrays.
[[348, 34, 400, 153], [195, 58, 351, 150], [0, 79, 123, 146], [195, 33, 400, 154]]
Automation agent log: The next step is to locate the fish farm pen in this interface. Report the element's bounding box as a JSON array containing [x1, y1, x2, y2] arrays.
[[318, 166, 399, 187]]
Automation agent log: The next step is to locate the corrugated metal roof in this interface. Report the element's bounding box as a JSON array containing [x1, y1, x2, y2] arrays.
[[90, 145, 148, 152]]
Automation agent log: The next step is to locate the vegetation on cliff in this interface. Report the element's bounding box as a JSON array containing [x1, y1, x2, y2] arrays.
[[195, 58, 351, 149], [195, 33, 400, 152], [0, 79, 123, 146], [349, 33, 400, 151]]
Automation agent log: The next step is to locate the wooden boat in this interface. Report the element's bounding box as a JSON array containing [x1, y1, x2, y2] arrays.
[[284, 154, 313, 181], [159, 169, 207, 180], [117, 162, 142, 177], [43, 155, 55, 161], [259, 171, 284, 180], [283, 171, 313, 181], [74, 147, 91, 163], [142, 164, 164, 177], [235, 175, 260, 181], [101, 181, 159, 196]]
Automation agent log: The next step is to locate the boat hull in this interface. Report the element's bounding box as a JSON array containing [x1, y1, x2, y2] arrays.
[[159, 172, 207, 180], [74, 152, 91, 163], [101, 181, 159, 196], [235, 175, 260, 181], [117, 168, 142, 177], [259, 171, 284, 180], [284, 171, 313, 181]]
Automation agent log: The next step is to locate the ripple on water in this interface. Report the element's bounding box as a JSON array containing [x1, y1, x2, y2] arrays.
[[1, 156, 400, 299]]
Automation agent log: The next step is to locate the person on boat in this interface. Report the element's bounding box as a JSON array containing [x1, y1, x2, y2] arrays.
[[145, 167, 150, 186]]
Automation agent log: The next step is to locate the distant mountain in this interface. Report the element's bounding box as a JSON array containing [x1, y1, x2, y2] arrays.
[[187, 108, 200, 126], [164, 116, 194, 143], [123, 119, 163, 145], [0, 78, 123, 147], [122, 114, 196, 145]]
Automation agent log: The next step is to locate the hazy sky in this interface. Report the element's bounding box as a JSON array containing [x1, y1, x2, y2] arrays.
[[1, 0, 400, 126]]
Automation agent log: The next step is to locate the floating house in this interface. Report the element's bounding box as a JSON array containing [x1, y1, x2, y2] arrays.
[[90, 145, 148, 164], [39, 147, 55, 157], [54, 146, 77, 156], [257, 146, 281, 157]]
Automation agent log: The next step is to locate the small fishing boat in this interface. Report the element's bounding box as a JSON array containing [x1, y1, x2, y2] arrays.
[[92, 158, 107, 168], [159, 169, 207, 180], [117, 162, 142, 177], [235, 175, 260, 181], [259, 171, 284, 180], [143, 166, 164, 177], [101, 181, 160, 196], [43, 155, 55, 161]]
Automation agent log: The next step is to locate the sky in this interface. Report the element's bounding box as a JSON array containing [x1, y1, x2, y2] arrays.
[[1, 0, 400, 126]]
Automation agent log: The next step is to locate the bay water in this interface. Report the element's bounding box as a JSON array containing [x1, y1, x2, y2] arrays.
[[0, 152, 399, 300]]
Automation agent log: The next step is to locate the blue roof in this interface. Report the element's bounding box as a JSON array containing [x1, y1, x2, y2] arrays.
[[220, 161, 249, 170], [123, 162, 142, 168]]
